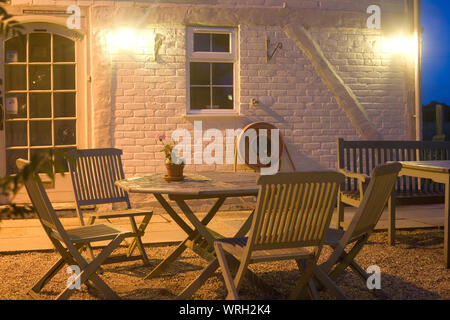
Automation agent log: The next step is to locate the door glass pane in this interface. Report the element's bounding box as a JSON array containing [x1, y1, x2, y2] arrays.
[[54, 92, 76, 117], [213, 87, 233, 109], [30, 121, 52, 146], [53, 35, 75, 62], [193, 33, 210, 52], [54, 147, 76, 173], [54, 120, 76, 145], [190, 87, 210, 110], [6, 121, 27, 147], [29, 33, 51, 62], [30, 148, 52, 173], [5, 36, 26, 63], [190, 62, 210, 85], [212, 34, 230, 52], [5, 93, 27, 119], [6, 149, 28, 175], [29, 65, 51, 90], [5, 65, 26, 90], [30, 93, 51, 118], [212, 63, 233, 85], [54, 65, 75, 90]]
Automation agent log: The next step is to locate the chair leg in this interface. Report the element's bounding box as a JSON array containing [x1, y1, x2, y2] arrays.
[[313, 266, 348, 300], [144, 239, 189, 279], [336, 194, 344, 230], [214, 242, 239, 300], [329, 239, 367, 281], [127, 215, 151, 265], [58, 236, 125, 300], [388, 192, 396, 246], [289, 259, 317, 300], [28, 257, 66, 297]]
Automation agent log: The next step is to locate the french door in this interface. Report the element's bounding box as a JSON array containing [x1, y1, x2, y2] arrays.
[[0, 23, 85, 203]]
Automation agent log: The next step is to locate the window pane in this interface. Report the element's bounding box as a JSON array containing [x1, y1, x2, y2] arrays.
[[30, 121, 52, 146], [29, 33, 51, 62], [54, 92, 76, 117], [54, 147, 76, 173], [30, 148, 52, 173], [5, 65, 26, 91], [54, 120, 76, 145], [6, 121, 27, 147], [29, 65, 51, 90], [212, 34, 230, 52], [190, 62, 210, 85], [190, 87, 211, 110], [5, 94, 27, 119], [53, 35, 75, 62], [193, 33, 210, 52], [30, 93, 51, 118], [6, 149, 28, 175], [213, 87, 234, 109], [5, 36, 26, 63], [212, 63, 233, 85], [54, 65, 75, 90]]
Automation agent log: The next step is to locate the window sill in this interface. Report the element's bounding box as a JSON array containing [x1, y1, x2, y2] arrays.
[[184, 113, 245, 120]]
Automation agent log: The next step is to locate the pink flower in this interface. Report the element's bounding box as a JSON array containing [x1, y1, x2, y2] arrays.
[[156, 133, 166, 141]]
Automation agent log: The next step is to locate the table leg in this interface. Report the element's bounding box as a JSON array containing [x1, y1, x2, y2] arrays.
[[145, 196, 226, 279], [177, 210, 256, 299], [445, 180, 450, 268]]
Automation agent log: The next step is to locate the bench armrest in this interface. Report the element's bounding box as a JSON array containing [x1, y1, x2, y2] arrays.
[[337, 168, 370, 183]]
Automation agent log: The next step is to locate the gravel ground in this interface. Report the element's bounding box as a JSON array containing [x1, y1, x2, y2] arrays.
[[0, 229, 448, 300]]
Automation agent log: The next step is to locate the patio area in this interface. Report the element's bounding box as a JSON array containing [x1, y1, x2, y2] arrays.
[[0, 204, 448, 300], [0, 228, 447, 300]]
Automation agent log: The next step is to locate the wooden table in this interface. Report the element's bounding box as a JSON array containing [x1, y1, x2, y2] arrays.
[[115, 171, 260, 294], [395, 161, 450, 268]]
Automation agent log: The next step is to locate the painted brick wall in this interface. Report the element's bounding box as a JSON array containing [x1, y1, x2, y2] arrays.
[[6, 0, 412, 211]]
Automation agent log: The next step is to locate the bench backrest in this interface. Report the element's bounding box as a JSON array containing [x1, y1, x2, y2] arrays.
[[337, 138, 450, 193]]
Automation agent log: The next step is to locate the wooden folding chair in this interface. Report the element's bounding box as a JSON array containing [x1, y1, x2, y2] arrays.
[[213, 171, 347, 300], [67, 148, 153, 265], [320, 163, 402, 294], [16, 158, 132, 300]]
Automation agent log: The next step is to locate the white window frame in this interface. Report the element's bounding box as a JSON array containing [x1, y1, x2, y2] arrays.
[[186, 26, 239, 116]]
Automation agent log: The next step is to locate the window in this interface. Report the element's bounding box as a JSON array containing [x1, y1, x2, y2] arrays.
[[3, 32, 77, 175], [187, 27, 237, 114]]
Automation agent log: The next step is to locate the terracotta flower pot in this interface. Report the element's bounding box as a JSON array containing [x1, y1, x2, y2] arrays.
[[165, 163, 184, 181]]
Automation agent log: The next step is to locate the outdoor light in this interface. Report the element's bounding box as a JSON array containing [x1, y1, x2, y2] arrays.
[[382, 35, 417, 57], [105, 28, 159, 60]]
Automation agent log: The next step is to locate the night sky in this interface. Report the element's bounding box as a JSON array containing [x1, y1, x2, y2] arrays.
[[422, 0, 450, 105]]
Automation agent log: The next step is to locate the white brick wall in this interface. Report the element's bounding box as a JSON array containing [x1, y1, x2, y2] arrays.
[[108, 23, 408, 174], [6, 0, 412, 210]]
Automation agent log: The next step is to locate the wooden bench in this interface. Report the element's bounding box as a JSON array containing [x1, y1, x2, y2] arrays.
[[336, 138, 450, 245]]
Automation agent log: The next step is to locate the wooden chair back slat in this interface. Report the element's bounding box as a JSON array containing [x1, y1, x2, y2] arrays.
[[250, 172, 344, 250], [347, 163, 402, 240], [68, 149, 130, 207], [16, 159, 67, 239]]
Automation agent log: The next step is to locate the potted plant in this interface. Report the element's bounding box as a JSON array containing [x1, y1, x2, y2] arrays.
[[156, 133, 185, 181]]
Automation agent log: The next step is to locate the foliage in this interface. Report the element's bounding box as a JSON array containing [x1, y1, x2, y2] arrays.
[[0, 1, 24, 38], [156, 133, 185, 165], [0, 150, 75, 217]]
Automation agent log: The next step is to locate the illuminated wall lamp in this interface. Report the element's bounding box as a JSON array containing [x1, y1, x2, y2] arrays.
[[106, 29, 162, 61], [382, 35, 417, 57]]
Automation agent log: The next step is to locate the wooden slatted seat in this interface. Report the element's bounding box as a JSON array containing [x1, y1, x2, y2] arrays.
[[320, 163, 401, 298], [67, 148, 153, 265], [17, 158, 130, 300], [337, 138, 450, 244], [214, 171, 347, 300]]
